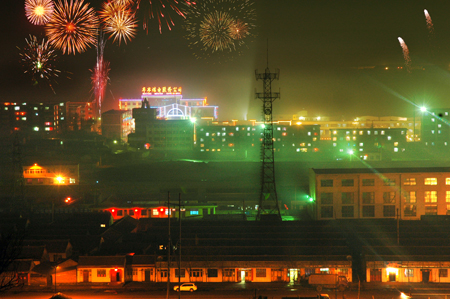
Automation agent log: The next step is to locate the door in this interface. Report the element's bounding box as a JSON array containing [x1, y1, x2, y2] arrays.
[[244, 270, 252, 282], [110, 269, 121, 282], [145, 269, 151, 282], [389, 272, 396, 282], [18, 273, 28, 285], [83, 270, 89, 282], [422, 270, 430, 282], [288, 269, 297, 283]]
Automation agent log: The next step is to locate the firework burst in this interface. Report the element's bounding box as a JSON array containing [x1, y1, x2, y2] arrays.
[[398, 37, 411, 73], [184, 0, 256, 60], [112, 0, 134, 6], [25, 0, 55, 25], [200, 11, 235, 52], [100, 1, 137, 44], [18, 35, 61, 92], [45, 0, 99, 55], [229, 19, 249, 40], [126, 0, 194, 34]]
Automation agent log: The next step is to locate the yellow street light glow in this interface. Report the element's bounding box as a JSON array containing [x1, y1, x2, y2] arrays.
[[55, 176, 64, 184], [401, 293, 411, 299], [386, 267, 398, 275]]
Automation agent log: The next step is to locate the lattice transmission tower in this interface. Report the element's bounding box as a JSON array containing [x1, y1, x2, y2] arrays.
[[255, 59, 281, 220]]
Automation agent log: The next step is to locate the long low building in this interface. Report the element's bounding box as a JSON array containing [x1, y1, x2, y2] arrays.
[[76, 257, 352, 284], [10, 214, 450, 287]]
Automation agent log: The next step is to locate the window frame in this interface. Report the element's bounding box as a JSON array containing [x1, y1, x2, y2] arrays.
[[341, 206, 354, 218], [320, 179, 333, 187]]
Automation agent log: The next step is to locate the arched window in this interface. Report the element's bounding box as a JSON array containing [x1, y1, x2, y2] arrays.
[[167, 108, 184, 118]]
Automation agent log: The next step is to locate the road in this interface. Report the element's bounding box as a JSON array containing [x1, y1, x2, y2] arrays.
[[2, 286, 441, 299]]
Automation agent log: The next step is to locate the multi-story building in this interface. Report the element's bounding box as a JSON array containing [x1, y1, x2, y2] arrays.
[[65, 101, 95, 131], [101, 109, 133, 142], [421, 108, 450, 147], [196, 119, 321, 160], [329, 128, 408, 161], [128, 99, 194, 151], [292, 113, 418, 142], [310, 167, 450, 220], [119, 86, 218, 126], [0, 101, 66, 137]]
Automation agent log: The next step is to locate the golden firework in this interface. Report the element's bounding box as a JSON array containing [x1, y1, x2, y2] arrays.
[[25, 0, 55, 25], [229, 19, 248, 40], [101, 1, 137, 45], [200, 11, 235, 52], [45, 0, 99, 55]]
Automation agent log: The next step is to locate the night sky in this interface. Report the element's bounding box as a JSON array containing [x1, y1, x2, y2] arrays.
[[3, 1, 450, 121]]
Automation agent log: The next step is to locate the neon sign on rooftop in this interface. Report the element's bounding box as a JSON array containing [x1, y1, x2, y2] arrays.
[[142, 86, 182, 95]]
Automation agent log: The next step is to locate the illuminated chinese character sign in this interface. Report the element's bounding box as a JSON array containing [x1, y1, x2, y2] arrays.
[[142, 86, 182, 95]]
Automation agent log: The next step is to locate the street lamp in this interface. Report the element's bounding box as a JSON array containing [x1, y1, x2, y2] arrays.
[[347, 149, 354, 162]]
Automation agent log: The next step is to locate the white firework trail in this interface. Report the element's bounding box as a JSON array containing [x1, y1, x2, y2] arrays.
[[398, 37, 411, 73], [424, 9, 434, 35]]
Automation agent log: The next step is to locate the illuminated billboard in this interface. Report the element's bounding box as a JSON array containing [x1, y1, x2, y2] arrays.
[[142, 86, 182, 95]]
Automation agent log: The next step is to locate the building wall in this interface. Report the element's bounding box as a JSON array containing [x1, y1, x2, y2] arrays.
[[23, 164, 79, 185], [196, 121, 321, 159], [103, 206, 214, 221], [53, 269, 77, 284], [131, 267, 155, 282], [102, 110, 133, 142], [366, 261, 450, 283], [77, 267, 124, 283], [148, 263, 351, 283], [66, 102, 94, 131], [1, 101, 65, 136], [331, 128, 407, 161], [422, 108, 450, 147], [313, 169, 450, 220], [292, 116, 417, 141]]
